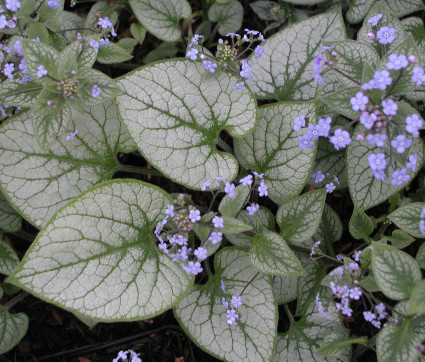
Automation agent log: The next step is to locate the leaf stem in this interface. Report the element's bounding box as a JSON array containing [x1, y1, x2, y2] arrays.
[[56, 27, 100, 33], [286, 242, 343, 266], [116, 165, 164, 176], [4, 291, 28, 310], [283, 304, 295, 324]]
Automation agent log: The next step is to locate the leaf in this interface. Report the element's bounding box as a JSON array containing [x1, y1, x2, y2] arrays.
[[386, 229, 415, 249], [9, 180, 193, 321], [247, 9, 345, 101], [349, 206, 374, 241], [274, 275, 298, 305], [250, 1, 285, 21], [377, 323, 422, 362], [321, 87, 362, 119], [234, 101, 318, 204], [407, 280, 425, 315], [314, 204, 343, 245], [319, 333, 366, 358], [0, 79, 41, 109], [218, 184, 250, 217], [0, 239, 20, 276], [130, 23, 147, 44], [296, 263, 328, 315], [282, 0, 328, 3], [0, 307, 29, 354], [250, 232, 304, 276], [388, 202, 425, 238], [0, 192, 21, 233], [416, 243, 425, 269], [129, 0, 192, 41], [61, 40, 97, 69], [372, 243, 421, 300], [275, 301, 351, 362], [116, 59, 257, 190], [347, 0, 376, 24], [346, 125, 425, 210], [208, 0, 243, 36], [37, 0, 63, 31], [175, 247, 277, 362], [226, 207, 275, 248], [384, 0, 425, 19], [0, 100, 133, 228], [142, 42, 179, 63], [118, 38, 138, 54], [221, 216, 253, 234], [21, 40, 61, 85], [26, 23, 50, 44], [97, 43, 133, 64], [277, 189, 327, 244], [60, 11, 85, 42]]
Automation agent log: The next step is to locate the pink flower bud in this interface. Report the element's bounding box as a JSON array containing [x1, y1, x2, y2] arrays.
[[356, 134, 364, 140], [368, 32, 376, 40], [408, 55, 416, 63]]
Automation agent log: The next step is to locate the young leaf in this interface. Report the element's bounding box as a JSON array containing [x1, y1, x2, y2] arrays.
[[0, 239, 20, 276], [208, 0, 243, 36], [129, 0, 192, 41], [372, 243, 421, 300], [349, 206, 374, 241], [0, 100, 133, 228], [388, 202, 425, 238], [8, 180, 193, 321], [117, 38, 138, 54], [61, 40, 98, 69], [234, 101, 318, 204], [276, 301, 351, 361], [250, 232, 304, 276], [97, 43, 133, 64], [116, 59, 257, 190], [346, 124, 425, 210], [277, 189, 327, 244], [130, 23, 147, 44], [226, 207, 275, 248], [247, 9, 345, 101], [407, 280, 425, 315], [174, 247, 277, 362], [0, 307, 29, 354], [386, 229, 415, 249], [319, 333, 367, 358], [218, 184, 250, 217], [416, 243, 425, 269], [0, 192, 22, 233]]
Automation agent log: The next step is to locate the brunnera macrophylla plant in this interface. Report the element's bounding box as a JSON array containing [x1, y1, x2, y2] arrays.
[[0, 0, 425, 361]]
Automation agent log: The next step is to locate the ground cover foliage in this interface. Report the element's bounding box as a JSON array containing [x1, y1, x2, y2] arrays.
[[1, 0, 425, 361]]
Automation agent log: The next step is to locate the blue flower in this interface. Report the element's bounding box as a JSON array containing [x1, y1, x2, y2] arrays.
[[298, 134, 314, 149], [368, 153, 386, 171], [201, 179, 211, 191], [412, 67, 425, 86], [329, 129, 351, 150], [306, 124, 319, 140], [406, 114, 422, 134], [165, 204, 175, 217], [209, 231, 222, 244], [382, 99, 397, 115], [189, 208, 201, 223], [367, 14, 382, 27], [226, 309, 239, 325], [293, 114, 306, 132], [359, 112, 377, 129], [377, 26, 395, 45], [231, 296, 243, 308], [406, 153, 418, 170], [366, 133, 386, 147], [233, 82, 245, 90], [246, 203, 259, 216], [224, 182, 235, 198], [391, 134, 412, 153], [326, 182, 336, 193], [240, 59, 252, 79], [0, 15, 7, 29], [258, 180, 268, 197], [226, 33, 240, 37], [183, 261, 203, 276], [91, 85, 101, 98], [99, 38, 109, 47], [13, 40, 22, 56], [189, 34, 203, 47], [316, 117, 332, 137], [373, 70, 392, 90], [186, 48, 198, 60], [239, 175, 253, 186], [245, 28, 259, 35], [18, 59, 28, 74], [391, 168, 410, 185], [350, 92, 368, 112], [47, 0, 60, 8], [313, 55, 325, 84], [3, 63, 14, 79], [97, 16, 116, 36], [254, 45, 264, 58], [212, 216, 224, 229], [203, 60, 217, 73], [66, 129, 78, 141], [386, 54, 408, 70], [420, 220, 425, 235], [89, 39, 99, 52], [5, 0, 21, 12], [194, 247, 207, 261], [311, 170, 325, 183]]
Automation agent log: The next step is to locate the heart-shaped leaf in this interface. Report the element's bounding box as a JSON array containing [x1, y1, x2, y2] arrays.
[[0, 307, 28, 354], [0, 192, 21, 233], [234, 101, 318, 204], [208, 0, 243, 36], [247, 9, 345, 101], [0, 100, 134, 228], [8, 180, 193, 321], [129, 0, 192, 41], [174, 247, 277, 362], [116, 59, 257, 190], [388, 202, 425, 238], [0, 239, 20, 276]]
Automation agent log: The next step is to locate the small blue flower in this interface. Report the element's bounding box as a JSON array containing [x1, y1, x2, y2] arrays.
[[391, 168, 410, 185], [233, 82, 245, 90], [368, 153, 386, 171], [359, 112, 377, 129], [189, 208, 201, 223], [165, 204, 175, 217], [18, 59, 28, 74], [231, 296, 243, 308], [226, 33, 240, 37], [254, 45, 264, 58], [224, 182, 235, 198], [239, 175, 253, 186], [89, 39, 99, 52], [293, 114, 306, 132], [412, 67, 425, 86], [182, 261, 203, 276], [186, 48, 198, 60], [316, 117, 332, 137], [329, 129, 351, 150], [306, 124, 320, 140], [246, 203, 259, 216], [212, 216, 224, 229], [377, 26, 395, 45], [363, 311, 376, 322], [311, 170, 325, 183], [226, 309, 239, 325], [406, 153, 418, 170], [382, 99, 397, 115], [366, 133, 386, 147], [5, 0, 21, 12], [201, 179, 211, 191], [3, 63, 14, 79], [313, 55, 325, 84], [373, 70, 392, 90], [0, 15, 7, 29], [326, 182, 336, 193], [391, 134, 412, 153], [298, 134, 314, 149], [245, 28, 259, 35], [420, 220, 425, 235], [99, 38, 109, 47], [350, 92, 368, 112], [194, 247, 207, 261], [189, 34, 203, 47], [47, 0, 60, 8], [406, 114, 422, 134], [209, 231, 222, 244], [367, 14, 382, 27], [386, 54, 408, 70], [13, 40, 23, 56], [258, 180, 268, 197], [203, 60, 217, 73], [66, 129, 78, 141], [97, 17, 116, 36], [91, 85, 101, 98], [240, 59, 252, 79]]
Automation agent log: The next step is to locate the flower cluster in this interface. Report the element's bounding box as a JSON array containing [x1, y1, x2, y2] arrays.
[[311, 171, 340, 193], [0, 2, 18, 30], [113, 349, 142, 362], [97, 16, 117, 37], [419, 206, 425, 235], [186, 29, 264, 90], [363, 303, 388, 329], [366, 14, 395, 45], [221, 280, 243, 326]]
